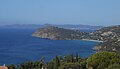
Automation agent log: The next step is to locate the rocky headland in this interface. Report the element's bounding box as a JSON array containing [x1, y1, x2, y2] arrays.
[[32, 25, 120, 52], [32, 26, 86, 40]]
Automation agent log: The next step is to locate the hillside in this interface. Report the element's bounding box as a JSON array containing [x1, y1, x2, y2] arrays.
[[91, 25, 120, 52], [32, 26, 85, 40]]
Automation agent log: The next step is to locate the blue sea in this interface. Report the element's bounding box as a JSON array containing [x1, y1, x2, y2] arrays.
[[0, 28, 98, 65]]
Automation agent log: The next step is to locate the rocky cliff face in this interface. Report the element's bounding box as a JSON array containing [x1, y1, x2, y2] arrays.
[[32, 26, 85, 40]]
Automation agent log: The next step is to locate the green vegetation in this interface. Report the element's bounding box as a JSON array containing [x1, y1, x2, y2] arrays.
[[8, 52, 120, 69], [106, 64, 120, 69], [87, 52, 120, 69]]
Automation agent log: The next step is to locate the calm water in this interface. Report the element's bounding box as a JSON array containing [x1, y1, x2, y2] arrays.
[[0, 28, 98, 65]]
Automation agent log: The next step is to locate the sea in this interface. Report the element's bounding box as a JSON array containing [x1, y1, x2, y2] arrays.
[[0, 28, 98, 65]]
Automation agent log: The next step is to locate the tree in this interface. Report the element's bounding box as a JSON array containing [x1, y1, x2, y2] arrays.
[[69, 54, 74, 62], [8, 64, 15, 69], [46, 62, 54, 69], [86, 52, 120, 69], [106, 64, 120, 69], [54, 56, 60, 69], [76, 53, 79, 62]]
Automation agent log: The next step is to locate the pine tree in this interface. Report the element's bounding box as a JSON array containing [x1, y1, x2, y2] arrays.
[[76, 53, 79, 62]]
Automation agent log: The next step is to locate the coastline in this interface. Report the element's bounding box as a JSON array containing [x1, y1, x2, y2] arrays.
[[82, 39, 103, 42], [32, 35, 103, 43]]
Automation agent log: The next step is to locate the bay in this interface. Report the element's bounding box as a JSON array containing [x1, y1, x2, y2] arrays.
[[0, 28, 98, 65]]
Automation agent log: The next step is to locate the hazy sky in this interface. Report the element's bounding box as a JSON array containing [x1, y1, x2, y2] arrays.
[[0, 0, 120, 26]]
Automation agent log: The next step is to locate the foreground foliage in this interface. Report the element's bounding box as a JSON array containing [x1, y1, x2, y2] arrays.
[[8, 52, 120, 69]]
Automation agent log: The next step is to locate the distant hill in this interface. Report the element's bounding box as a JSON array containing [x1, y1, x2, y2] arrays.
[[1, 24, 103, 32], [32, 26, 85, 40], [45, 24, 103, 31]]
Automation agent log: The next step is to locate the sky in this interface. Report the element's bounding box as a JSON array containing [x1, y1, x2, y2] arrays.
[[0, 0, 120, 26]]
